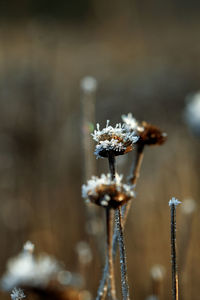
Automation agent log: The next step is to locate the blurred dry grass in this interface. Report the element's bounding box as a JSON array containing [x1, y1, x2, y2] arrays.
[[0, 11, 200, 300]]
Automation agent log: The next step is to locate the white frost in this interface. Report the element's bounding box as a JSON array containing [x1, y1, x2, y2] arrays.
[[169, 197, 181, 207]]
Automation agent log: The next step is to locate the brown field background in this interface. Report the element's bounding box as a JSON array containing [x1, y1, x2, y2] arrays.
[[0, 1, 200, 299]]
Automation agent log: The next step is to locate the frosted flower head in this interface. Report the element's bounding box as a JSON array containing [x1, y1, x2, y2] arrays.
[[1, 242, 61, 291], [184, 92, 200, 136], [92, 121, 138, 158], [169, 197, 181, 207], [82, 173, 135, 209], [122, 113, 167, 146], [121, 113, 139, 131], [10, 287, 26, 300]]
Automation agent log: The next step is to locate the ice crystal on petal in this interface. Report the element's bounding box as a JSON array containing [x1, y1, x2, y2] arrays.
[[92, 121, 138, 158], [169, 197, 181, 207], [122, 113, 140, 131], [82, 174, 135, 208], [10, 287, 26, 300]]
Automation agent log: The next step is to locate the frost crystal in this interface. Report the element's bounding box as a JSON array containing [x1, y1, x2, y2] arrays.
[[82, 173, 135, 208], [169, 197, 181, 207], [92, 121, 138, 158], [10, 287, 26, 300], [184, 92, 200, 136], [121, 113, 143, 132], [23, 241, 34, 254]]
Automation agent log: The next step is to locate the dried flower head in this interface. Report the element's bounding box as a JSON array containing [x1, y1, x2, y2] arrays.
[[92, 121, 138, 158], [1, 241, 61, 291], [82, 174, 135, 209], [10, 287, 26, 300], [122, 113, 167, 146], [139, 121, 167, 146]]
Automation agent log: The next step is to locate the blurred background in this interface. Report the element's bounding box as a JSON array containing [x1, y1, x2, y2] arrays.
[[0, 1, 200, 299]]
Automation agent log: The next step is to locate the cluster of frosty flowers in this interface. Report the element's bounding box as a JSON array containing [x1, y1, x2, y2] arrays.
[[1, 241, 61, 291], [10, 287, 26, 300], [82, 173, 135, 208], [92, 120, 138, 158], [184, 92, 200, 136]]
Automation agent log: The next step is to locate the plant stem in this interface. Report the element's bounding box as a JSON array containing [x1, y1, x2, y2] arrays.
[[106, 208, 116, 300], [128, 143, 144, 185], [170, 204, 179, 300], [116, 207, 130, 300], [96, 145, 145, 300], [108, 152, 116, 180]]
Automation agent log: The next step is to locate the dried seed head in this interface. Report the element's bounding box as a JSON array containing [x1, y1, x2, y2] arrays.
[[139, 122, 167, 146], [122, 113, 167, 146], [82, 174, 135, 209], [1, 242, 61, 291], [92, 121, 138, 158]]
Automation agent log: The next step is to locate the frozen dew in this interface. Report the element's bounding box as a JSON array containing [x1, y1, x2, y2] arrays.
[[169, 197, 181, 207], [82, 173, 135, 208], [122, 113, 140, 131], [10, 287, 26, 300], [92, 121, 138, 158]]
